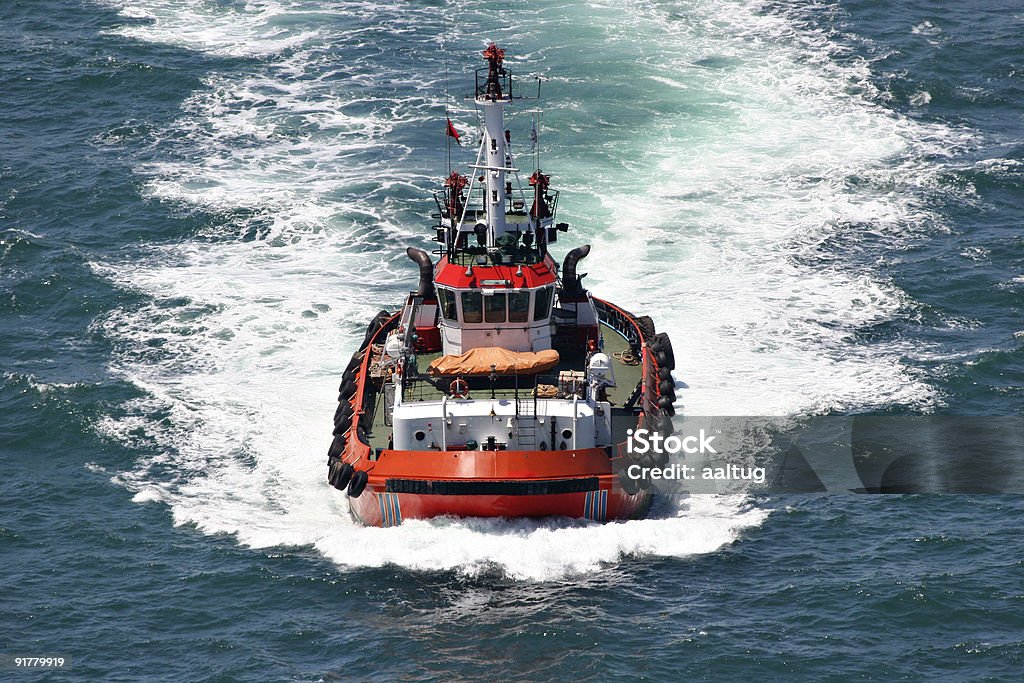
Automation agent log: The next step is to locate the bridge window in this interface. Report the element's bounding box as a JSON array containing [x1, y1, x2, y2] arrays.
[[508, 291, 530, 322], [484, 292, 507, 323], [461, 291, 482, 323], [534, 286, 553, 320], [437, 288, 457, 321]]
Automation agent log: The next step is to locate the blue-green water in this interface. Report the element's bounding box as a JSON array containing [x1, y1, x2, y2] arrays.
[[3, 1, 1023, 679]]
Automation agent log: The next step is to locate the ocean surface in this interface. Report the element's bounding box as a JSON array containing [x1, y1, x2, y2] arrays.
[[3, 0, 1023, 679]]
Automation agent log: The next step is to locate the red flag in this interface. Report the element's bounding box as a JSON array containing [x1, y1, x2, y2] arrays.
[[445, 118, 461, 145]]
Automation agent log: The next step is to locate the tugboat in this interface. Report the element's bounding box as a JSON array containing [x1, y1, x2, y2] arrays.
[[326, 45, 677, 526]]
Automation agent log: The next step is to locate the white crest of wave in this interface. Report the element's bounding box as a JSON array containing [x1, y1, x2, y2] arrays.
[[93, 0, 972, 577]]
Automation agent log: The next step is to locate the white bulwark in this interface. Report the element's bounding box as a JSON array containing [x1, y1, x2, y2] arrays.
[[392, 396, 612, 452]]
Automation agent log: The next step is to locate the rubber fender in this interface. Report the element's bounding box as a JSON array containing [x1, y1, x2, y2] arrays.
[[657, 414, 675, 435], [332, 413, 352, 436], [342, 352, 364, 384], [644, 447, 670, 468], [618, 469, 641, 495], [360, 310, 391, 350], [653, 332, 675, 368], [330, 463, 354, 491], [658, 379, 675, 396], [634, 315, 656, 342], [334, 403, 353, 426], [655, 350, 674, 371], [657, 366, 671, 381], [334, 400, 353, 424], [348, 470, 369, 498], [327, 434, 346, 459], [339, 380, 357, 401], [658, 400, 676, 417]]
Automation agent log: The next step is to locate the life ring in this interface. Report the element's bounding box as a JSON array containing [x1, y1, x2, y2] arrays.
[[450, 377, 469, 399]]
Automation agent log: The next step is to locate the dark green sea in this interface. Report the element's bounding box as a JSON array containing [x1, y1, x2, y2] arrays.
[[3, 0, 1023, 680]]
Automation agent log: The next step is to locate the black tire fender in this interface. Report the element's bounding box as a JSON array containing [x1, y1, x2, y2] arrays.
[[339, 381, 357, 401], [332, 413, 352, 436], [657, 414, 675, 434], [348, 470, 369, 498], [334, 400, 353, 424], [342, 352, 364, 384], [653, 332, 675, 368], [330, 462, 354, 491], [360, 310, 391, 350], [634, 315, 656, 342], [618, 469, 641, 495]]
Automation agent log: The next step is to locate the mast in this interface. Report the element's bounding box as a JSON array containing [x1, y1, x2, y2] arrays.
[[433, 45, 553, 261], [473, 44, 512, 242]]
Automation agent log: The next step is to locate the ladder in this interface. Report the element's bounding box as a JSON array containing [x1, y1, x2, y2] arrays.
[[515, 395, 539, 449]]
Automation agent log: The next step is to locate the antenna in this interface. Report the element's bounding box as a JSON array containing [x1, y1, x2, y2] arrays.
[[444, 34, 452, 176], [533, 112, 540, 172]]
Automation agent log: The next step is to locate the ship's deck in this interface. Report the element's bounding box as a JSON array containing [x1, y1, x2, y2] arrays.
[[362, 321, 642, 451]]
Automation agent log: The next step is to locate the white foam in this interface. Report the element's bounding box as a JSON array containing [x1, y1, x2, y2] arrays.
[[93, 0, 970, 578], [560, 0, 970, 415], [101, 0, 322, 57], [316, 496, 766, 580], [117, 6, 155, 20], [910, 90, 932, 106]]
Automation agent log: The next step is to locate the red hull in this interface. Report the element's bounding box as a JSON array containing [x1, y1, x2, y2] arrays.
[[345, 446, 650, 527]]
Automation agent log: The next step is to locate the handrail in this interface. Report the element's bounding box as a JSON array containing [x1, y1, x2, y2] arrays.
[[592, 297, 643, 350], [593, 296, 669, 431]]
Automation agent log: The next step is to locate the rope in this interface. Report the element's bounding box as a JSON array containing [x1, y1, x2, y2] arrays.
[[613, 350, 640, 366]]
